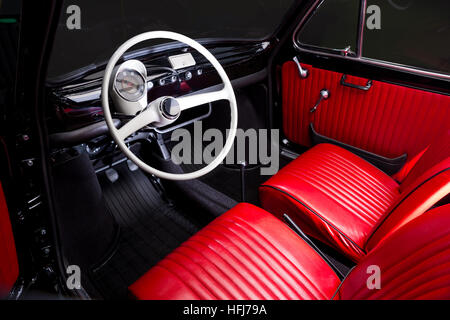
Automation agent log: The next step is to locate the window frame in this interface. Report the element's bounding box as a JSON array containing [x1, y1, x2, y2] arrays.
[[293, 0, 450, 80]]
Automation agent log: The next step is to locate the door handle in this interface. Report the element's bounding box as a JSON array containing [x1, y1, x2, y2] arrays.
[[341, 74, 373, 91]]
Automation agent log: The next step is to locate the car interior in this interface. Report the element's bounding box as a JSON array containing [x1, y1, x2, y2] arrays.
[[0, 0, 449, 300]]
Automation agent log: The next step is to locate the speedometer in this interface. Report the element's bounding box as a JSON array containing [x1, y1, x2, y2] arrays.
[[114, 69, 146, 102]]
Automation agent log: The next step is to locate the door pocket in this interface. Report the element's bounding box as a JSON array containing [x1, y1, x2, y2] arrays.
[[310, 124, 407, 175]]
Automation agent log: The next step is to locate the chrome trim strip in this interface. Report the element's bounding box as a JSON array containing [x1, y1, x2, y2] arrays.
[[292, 0, 450, 81], [296, 46, 450, 80], [356, 0, 368, 58]]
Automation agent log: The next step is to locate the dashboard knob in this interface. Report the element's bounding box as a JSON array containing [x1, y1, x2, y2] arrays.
[[185, 71, 192, 80]]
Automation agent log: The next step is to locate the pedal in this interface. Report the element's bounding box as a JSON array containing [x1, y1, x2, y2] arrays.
[[127, 159, 139, 172], [105, 168, 119, 183]]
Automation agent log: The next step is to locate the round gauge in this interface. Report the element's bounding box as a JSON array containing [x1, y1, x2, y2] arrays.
[[114, 69, 146, 102]]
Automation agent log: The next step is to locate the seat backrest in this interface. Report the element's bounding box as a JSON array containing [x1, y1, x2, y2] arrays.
[[366, 170, 449, 249], [338, 204, 450, 300], [400, 129, 450, 192], [365, 130, 450, 249]]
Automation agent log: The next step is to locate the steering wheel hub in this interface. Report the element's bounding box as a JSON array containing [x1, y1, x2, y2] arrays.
[[160, 97, 181, 120]]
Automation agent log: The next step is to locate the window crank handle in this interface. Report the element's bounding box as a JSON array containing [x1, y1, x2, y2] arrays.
[[293, 56, 309, 79], [310, 89, 330, 113]]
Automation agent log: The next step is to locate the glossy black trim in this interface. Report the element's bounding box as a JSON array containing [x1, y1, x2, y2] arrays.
[[17, 0, 92, 298]]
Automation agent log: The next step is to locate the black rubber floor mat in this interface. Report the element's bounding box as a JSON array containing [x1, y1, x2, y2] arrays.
[[180, 158, 292, 205], [91, 164, 201, 299]]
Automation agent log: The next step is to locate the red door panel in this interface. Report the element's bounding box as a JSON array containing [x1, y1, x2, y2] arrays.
[[282, 61, 450, 180], [0, 182, 19, 298]]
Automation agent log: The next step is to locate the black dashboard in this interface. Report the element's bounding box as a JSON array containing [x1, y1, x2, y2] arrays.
[[47, 41, 272, 140]]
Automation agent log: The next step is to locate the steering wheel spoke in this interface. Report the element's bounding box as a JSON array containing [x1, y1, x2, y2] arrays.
[[117, 107, 158, 141], [178, 88, 229, 111]]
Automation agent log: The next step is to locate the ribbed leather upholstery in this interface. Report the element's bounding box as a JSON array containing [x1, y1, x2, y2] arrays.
[[129, 203, 341, 300], [0, 182, 18, 297], [366, 129, 450, 246], [338, 204, 450, 300], [366, 131, 450, 248], [260, 144, 400, 261], [400, 129, 450, 192], [282, 61, 450, 181], [261, 128, 449, 261], [367, 170, 450, 250], [130, 204, 450, 300]]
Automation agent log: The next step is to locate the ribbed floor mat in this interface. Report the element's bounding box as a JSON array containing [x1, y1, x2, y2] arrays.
[[180, 160, 292, 205], [91, 163, 201, 299]]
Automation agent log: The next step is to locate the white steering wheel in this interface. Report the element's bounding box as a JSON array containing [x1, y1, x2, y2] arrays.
[[101, 31, 238, 181]]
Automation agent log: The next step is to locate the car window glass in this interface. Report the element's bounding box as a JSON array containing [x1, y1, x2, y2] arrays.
[[297, 0, 360, 54], [363, 0, 450, 74], [48, 0, 296, 79]]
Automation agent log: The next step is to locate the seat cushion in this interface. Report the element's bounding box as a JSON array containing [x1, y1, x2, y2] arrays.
[[260, 144, 400, 262], [129, 203, 340, 300]]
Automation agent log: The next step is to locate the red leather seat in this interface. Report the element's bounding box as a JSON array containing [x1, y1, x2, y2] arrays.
[[129, 204, 341, 300], [337, 203, 450, 300], [129, 203, 450, 300], [260, 131, 450, 261]]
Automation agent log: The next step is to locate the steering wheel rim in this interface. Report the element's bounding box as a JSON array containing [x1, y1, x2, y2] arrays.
[[101, 31, 238, 181]]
